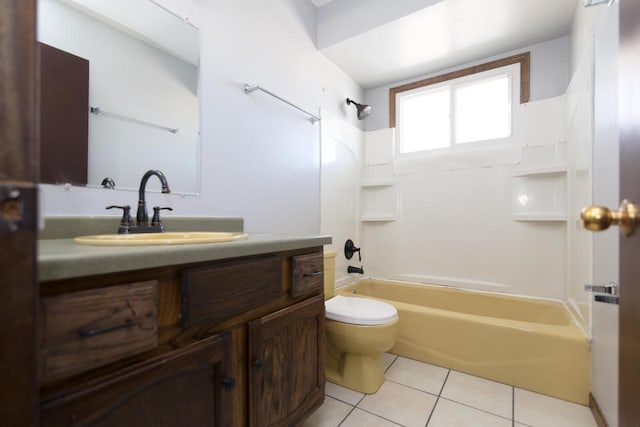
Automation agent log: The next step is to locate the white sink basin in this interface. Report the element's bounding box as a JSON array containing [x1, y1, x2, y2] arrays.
[[74, 232, 248, 246]]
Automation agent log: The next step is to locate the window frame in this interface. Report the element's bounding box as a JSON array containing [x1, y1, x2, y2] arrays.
[[389, 52, 530, 128], [395, 65, 520, 156]]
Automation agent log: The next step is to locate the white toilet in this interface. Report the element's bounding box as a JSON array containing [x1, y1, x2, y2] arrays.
[[323, 250, 398, 394]]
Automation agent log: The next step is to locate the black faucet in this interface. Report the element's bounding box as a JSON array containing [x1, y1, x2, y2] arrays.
[[136, 170, 171, 226], [344, 239, 361, 262], [106, 170, 172, 234], [101, 177, 116, 189], [348, 266, 365, 274]]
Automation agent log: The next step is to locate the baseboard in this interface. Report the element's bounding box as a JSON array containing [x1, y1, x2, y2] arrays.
[[589, 393, 609, 427]]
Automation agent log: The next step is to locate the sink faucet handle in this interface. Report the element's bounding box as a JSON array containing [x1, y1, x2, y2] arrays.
[[106, 205, 134, 232], [151, 206, 173, 228]]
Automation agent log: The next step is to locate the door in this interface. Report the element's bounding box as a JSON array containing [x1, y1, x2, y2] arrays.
[[0, 0, 39, 426], [248, 295, 325, 427], [618, 1, 640, 424]]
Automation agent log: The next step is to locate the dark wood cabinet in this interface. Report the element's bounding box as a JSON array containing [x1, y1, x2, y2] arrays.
[[39, 248, 324, 427], [248, 295, 325, 427], [290, 253, 324, 298], [41, 331, 234, 427], [40, 281, 158, 381], [181, 255, 283, 327]]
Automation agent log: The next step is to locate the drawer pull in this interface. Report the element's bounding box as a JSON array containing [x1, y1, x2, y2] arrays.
[[78, 318, 135, 337], [303, 271, 322, 278], [253, 359, 265, 369]]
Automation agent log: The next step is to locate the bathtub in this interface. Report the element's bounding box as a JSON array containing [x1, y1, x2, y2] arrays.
[[337, 279, 590, 405]]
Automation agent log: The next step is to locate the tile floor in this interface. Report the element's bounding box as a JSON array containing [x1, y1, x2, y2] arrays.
[[304, 353, 597, 427]]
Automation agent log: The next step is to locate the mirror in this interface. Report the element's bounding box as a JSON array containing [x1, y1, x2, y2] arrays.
[[37, 0, 200, 194]]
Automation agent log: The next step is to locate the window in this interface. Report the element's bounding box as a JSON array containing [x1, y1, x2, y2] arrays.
[[399, 87, 450, 153], [390, 52, 530, 155], [455, 75, 511, 144]]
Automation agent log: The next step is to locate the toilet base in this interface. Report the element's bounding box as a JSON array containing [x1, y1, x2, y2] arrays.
[[325, 350, 386, 394]]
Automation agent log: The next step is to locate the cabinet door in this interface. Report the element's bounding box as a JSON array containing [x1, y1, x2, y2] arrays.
[[39, 42, 89, 185], [248, 295, 325, 427], [41, 332, 237, 427]]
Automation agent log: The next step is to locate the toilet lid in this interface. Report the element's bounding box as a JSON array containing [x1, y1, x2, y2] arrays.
[[325, 295, 398, 325]]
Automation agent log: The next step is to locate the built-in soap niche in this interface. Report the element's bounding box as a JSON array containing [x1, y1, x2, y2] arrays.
[[511, 143, 568, 221], [361, 128, 398, 222], [361, 164, 395, 187], [511, 96, 568, 222], [361, 187, 399, 222]]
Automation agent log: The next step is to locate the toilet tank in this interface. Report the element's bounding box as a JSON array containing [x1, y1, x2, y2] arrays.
[[323, 250, 336, 299]]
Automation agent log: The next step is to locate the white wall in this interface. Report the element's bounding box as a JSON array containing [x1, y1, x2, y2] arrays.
[[320, 110, 363, 286], [360, 99, 569, 300], [39, 0, 364, 235], [573, 1, 620, 425], [355, 33, 572, 301], [363, 36, 571, 132]]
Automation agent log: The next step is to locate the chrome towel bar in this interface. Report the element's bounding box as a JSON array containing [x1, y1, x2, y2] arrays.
[[243, 84, 320, 124], [90, 106, 179, 134]]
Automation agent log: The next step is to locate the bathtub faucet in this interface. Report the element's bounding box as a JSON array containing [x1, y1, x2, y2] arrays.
[[344, 239, 362, 262], [348, 265, 364, 274]]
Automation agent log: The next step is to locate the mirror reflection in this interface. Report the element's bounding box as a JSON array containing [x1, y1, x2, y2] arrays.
[[37, 0, 200, 194]]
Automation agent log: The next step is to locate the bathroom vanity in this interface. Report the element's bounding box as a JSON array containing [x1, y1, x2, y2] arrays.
[[38, 219, 329, 426]]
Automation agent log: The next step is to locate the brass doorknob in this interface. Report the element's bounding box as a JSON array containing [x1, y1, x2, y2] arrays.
[[581, 199, 638, 236]]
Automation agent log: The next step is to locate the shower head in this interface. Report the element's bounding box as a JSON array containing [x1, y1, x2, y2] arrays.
[[346, 98, 371, 120]]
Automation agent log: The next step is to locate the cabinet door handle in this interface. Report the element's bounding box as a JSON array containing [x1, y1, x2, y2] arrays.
[[222, 377, 236, 391], [78, 318, 135, 337], [304, 271, 322, 278], [253, 359, 265, 369]]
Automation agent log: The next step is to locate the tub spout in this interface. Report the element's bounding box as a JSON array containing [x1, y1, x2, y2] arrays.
[[348, 265, 364, 274]]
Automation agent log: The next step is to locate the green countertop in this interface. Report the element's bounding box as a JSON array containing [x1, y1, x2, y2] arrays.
[[39, 216, 244, 239], [39, 233, 331, 282], [38, 216, 331, 281]]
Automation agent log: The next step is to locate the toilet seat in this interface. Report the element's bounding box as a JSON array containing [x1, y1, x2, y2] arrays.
[[325, 295, 398, 325]]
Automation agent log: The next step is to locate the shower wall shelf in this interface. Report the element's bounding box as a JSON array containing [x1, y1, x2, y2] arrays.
[[512, 165, 567, 177], [511, 172, 568, 222], [360, 185, 399, 223], [360, 129, 398, 222], [510, 98, 570, 223], [360, 215, 397, 222], [511, 164, 568, 221], [360, 180, 396, 187]]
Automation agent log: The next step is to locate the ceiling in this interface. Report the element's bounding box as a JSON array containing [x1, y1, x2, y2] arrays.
[[312, 0, 577, 89]]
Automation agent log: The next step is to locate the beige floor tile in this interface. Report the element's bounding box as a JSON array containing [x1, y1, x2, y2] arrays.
[[325, 381, 365, 406], [514, 388, 597, 427], [381, 352, 398, 371], [358, 380, 437, 427], [385, 356, 448, 395], [428, 398, 512, 427], [341, 408, 402, 427], [440, 370, 513, 419], [303, 396, 353, 427]]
